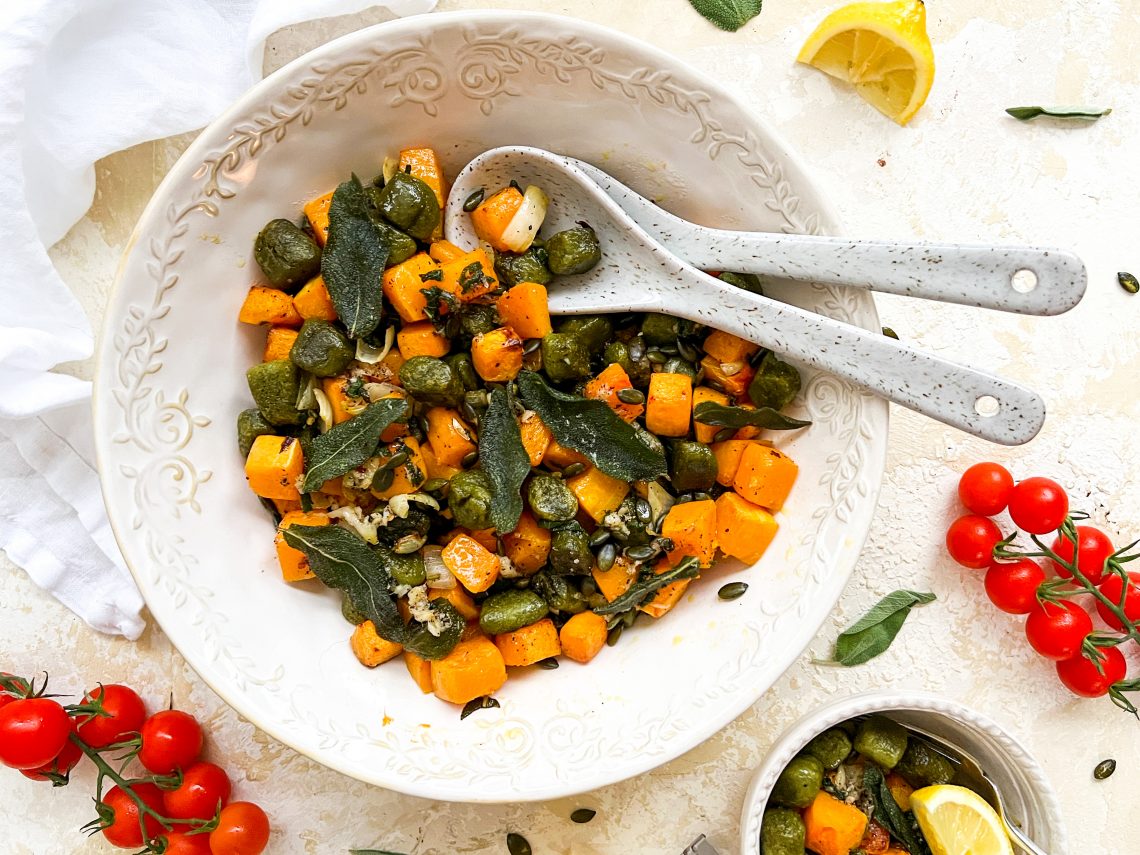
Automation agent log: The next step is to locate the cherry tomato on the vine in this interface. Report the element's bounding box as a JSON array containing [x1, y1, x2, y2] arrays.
[[958, 462, 1015, 516], [1096, 571, 1140, 631], [76, 684, 146, 749], [1056, 647, 1127, 698], [946, 514, 1003, 569], [1049, 525, 1114, 585], [138, 709, 203, 775], [209, 801, 270, 855], [1008, 477, 1069, 535], [984, 558, 1046, 614], [163, 761, 232, 822], [0, 697, 72, 770], [101, 782, 165, 848], [159, 831, 214, 855], [1025, 600, 1093, 661], [20, 721, 82, 781]]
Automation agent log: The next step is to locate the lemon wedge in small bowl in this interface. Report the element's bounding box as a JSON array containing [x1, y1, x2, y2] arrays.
[[797, 0, 935, 126], [910, 784, 1015, 855]]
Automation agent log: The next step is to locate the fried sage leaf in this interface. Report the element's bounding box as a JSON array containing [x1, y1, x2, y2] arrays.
[[688, 0, 762, 31], [300, 398, 408, 492], [479, 389, 530, 534], [825, 590, 936, 666], [693, 401, 811, 431], [516, 371, 667, 481], [864, 766, 929, 854], [322, 175, 390, 337], [594, 556, 700, 615], [1005, 105, 1112, 122]]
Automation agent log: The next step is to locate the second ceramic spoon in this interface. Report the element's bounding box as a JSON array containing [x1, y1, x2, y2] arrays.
[[445, 146, 1048, 445]]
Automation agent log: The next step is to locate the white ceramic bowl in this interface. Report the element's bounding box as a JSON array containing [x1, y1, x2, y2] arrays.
[[739, 691, 1069, 854], [94, 11, 888, 801]]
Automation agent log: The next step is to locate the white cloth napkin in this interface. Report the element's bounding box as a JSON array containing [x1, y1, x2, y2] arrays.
[[0, 0, 435, 639]]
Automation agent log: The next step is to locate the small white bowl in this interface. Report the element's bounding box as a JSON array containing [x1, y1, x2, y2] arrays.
[[739, 691, 1068, 855]]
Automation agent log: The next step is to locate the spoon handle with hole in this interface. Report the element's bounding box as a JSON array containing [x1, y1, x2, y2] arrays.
[[571, 159, 1086, 316]]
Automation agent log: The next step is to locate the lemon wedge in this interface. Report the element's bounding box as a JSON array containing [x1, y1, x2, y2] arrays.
[[910, 784, 1014, 855], [797, 0, 935, 125]]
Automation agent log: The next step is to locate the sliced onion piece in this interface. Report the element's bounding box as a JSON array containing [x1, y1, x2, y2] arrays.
[[314, 388, 334, 433], [355, 326, 395, 364], [423, 546, 456, 590], [382, 156, 399, 184], [499, 185, 549, 253]]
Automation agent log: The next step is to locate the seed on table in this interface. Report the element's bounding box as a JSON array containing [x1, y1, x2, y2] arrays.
[[882, 326, 899, 340], [1094, 758, 1116, 780], [1119, 272, 1139, 294], [462, 188, 485, 212], [562, 462, 587, 478], [597, 542, 618, 572], [616, 387, 645, 405], [461, 450, 479, 467], [718, 582, 749, 601], [570, 808, 597, 824], [507, 832, 532, 855]]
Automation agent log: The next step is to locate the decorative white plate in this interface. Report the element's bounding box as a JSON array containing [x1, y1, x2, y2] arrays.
[[94, 11, 888, 801]]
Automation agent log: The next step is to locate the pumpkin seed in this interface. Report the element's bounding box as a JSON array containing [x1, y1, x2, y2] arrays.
[[1119, 272, 1139, 294], [506, 833, 532, 855], [371, 468, 395, 492], [509, 179, 523, 193], [691, 491, 712, 502], [393, 532, 427, 554], [570, 808, 597, 824], [523, 338, 542, 354], [562, 462, 587, 478], [460, 400, 481, 426], [588, 529, 612, 548], [421, 477, 448, 494], [658, 342, 679, 355], [537, 657, 560, 670], [713, 427, 735, 443], [461, 450, 479, 468], [383, 451, 409, 470], [460, 695, 500, 720], [882, 327, 899, 340], [606, 623, 624, 646], [624, 544, 655, 561], [676, 339, 700, 362], [673, 494, 692, 505], [597, 542, 618, 572], [621, 609, 639, 628], [1094, 758, 1116, 780], [587, 592, 608, 610], [462, 188, 486, 212], [646, 350, 668, 364], [634, 497, 652, 524], [718, 582, 748, 601], [580, 578, 597, 596], [616, 387, 645, 405]]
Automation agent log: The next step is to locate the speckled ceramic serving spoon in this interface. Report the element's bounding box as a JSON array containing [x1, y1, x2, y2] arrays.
[[444, 146, 1049, 445]]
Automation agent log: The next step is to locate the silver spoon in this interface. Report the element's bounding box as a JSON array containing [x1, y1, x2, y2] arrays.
[[565, 157, 1085, 316], [901, 720, 1049, 855], [444, 146, 1047, 445]]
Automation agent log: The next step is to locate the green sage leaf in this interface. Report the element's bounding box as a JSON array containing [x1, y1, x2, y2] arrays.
[[350, 850, 410, 855], [688, 0, 762, 31], [479, 389, 530, 534], [693, 401, 811, 431], [1005, 105, 1112, 122], [517, 371, 667, 481], [864, 766, 929, 854], [594, 556, 700, 615], [828, 590, 936, 666], [300, 398, 408, 492], [322, 175, 390, 337]]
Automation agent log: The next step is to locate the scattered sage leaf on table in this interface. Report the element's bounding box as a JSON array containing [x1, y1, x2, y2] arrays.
[[322, 175, 390, 338], [516, 371, 667, 481], [594, 556, 700, 615], [1005, 105, 1112, 122], [693, 401, 811, 431], [688, 0, 762, 31], [299, 398, 408, 492], [821, 590, 936, 666], [1118, 272, 1139, 295], [478, 389, 530, 534]]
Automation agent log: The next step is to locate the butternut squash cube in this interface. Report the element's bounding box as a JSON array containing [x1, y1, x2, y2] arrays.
[[292, 276, 337, 321], [566, 467, 629, 523], [496, 281, 553, 340], [370, 436, 428, 500], [303, 190, 334, 245], [660, 499, 718, 567], [700, 354, 754, 401], [471, 326, 524, 382], [691, 385, 729, 443], [382, 252, 445, 323], [428, 586, 481, 622], [502, 511, 551, 575], [430, 635, 507, 704], [584, 363, 644, 422], [519, 411, 552, 466], [592, 555, 637, 602], [420, 441, 460, 482], [711, 439, 754, 486], [397, 321, 450, 359], [262, 326, 298, 362], [405, 651, 434, 693], [638, 558, 692, 618], [703, 329, 759, 364], [245, 435, 303, 501], [715, 492, 778, 565], [494, 618, 561, 667], [425, 407, 477, 469], [238, 285, 302, 327], [559, 612, 607, 664], [441, 533, 500, 593], [429, 240, 467, 264], [350, 620, 403, 667], [733, 444, 798, 511], [274, 510, 328, 581], [439, 248, 498, 302], [543, 438, 588, 468], [646, 373, 692, 437], [470, 187, 524, 252]]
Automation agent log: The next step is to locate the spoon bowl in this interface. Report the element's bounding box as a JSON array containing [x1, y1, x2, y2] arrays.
[[445, 145, 1048, 445]]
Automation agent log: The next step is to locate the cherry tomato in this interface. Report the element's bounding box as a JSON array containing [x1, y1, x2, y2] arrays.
[[957, 462, 1014, 516], [209, 802, 270, 855], [0, 697, 72, 770], [1008, 477, 1069, 535], [21, 721, 83, 781], [946, 514, 1003, 569], [1056, 647, 1127, 698], [164, 761, 232, 822], [101, 782, 165, 848], [1096, 571, 1140, 631], [77, 684, 147, 749], [1049, 525, 1114, 585], [1025, 600, 1093, 661], [984, 558, 1046, 614], [138, 709, 203, 775], [159, 832, 214, 855]]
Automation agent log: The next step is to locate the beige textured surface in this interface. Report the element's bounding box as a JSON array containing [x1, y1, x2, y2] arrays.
[[4, 1, 1137, 851]]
